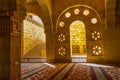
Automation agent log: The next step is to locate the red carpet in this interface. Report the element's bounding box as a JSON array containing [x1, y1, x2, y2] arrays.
[[21, 63, 120, 80]]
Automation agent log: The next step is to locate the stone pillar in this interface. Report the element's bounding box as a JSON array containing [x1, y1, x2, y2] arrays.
[[46, 33, 56, 63], [0, 16, 11, 80], [10, 18, 23, 80], [0, 0, 26, 80], [0, 16, 24, 80]]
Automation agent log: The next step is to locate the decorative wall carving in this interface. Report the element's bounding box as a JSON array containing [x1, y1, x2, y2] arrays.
[[0, 17, 10, 33], [58, 46, 66, 56], [12, 20, 21, 34], [58, 33, 65, 42], [92, 45, 102, 56], [0, 0, 26, 80], [91, 31, 101, 40]]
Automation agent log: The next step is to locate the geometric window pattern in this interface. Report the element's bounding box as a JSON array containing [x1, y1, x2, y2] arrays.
[[58, 7, 103, 57], [92, 31, 100, 40], [58, 33, 65, 42], [58, 47, 66, 56], [92, 45, 102, 55]]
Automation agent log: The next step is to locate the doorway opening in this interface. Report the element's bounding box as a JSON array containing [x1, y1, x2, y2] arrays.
[[70, 20, 87, 62], [21, 13, 46, 63]]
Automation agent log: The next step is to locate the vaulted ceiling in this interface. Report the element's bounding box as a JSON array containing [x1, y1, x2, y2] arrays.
[[26, 0, 53, 33], [26, 0, 52, 16]]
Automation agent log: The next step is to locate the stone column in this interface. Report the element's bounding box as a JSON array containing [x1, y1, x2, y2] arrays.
[[46, 33, 56, 63], [0, 14, 25, 80], [10, 18, 24, 80], [0, 0, 26, 80], [0, 16, 11, 80]]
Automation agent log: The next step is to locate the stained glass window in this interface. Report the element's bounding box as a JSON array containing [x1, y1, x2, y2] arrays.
[[74, 8, 80, 14], [83, 10, 89, 16], [59, 21, 65, 27], [91, 18, 97, 24], [92, 45, 102, 55], [92, 31, 100, 40], [65, 12, 71, 18], [58, 47, 66, 56], [58, 33, 65, 42]]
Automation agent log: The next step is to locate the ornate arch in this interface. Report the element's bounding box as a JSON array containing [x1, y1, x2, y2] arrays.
[[55, 5, 104, 62], [56, 5, 102, 31]]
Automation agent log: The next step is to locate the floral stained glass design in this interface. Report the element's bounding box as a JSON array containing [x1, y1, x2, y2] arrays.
[[58, 34, 65, 42], [58, 47, 66, 56], [92, 45, 102, 55]]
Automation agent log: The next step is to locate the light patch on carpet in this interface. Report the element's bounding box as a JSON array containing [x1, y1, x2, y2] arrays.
[[93, 67, 107, 80], [44, 63, 56, 68], [53, 63, 74, 80], [80, 63, 112, 68]]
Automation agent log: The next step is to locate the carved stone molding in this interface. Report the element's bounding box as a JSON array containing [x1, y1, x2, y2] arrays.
[[0, 17, 10, 33], [11, 19, 21, 34]]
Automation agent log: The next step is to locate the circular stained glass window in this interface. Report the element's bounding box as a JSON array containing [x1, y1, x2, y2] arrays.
[[83, 10, 89, 16], [65, 12, 71, 18], [74, 8, 80, 14], [91, 18, 97, 24], [58, 47, 66, 56]]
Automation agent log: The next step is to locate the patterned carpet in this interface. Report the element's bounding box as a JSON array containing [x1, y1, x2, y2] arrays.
[[21, 63, 120, 80]]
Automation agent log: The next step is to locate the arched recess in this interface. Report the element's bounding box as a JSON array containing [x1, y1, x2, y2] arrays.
[[56, 5, 104, 62], [21, 13, 46, 63], [70, 20, 86, 56], [21, 0, 53, 62]]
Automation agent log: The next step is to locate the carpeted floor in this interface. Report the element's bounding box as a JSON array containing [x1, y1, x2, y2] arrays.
[[21, 63, 120, 80]]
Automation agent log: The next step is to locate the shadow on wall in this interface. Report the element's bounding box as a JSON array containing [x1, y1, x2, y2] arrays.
[[22, 43, 46, 58]]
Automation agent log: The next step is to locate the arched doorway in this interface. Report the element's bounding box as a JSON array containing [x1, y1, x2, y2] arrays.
[[56, 5, 104, 63], [70, 20, 87, 62], [21, 13, 46, 63], [70, 20, 86, 56]]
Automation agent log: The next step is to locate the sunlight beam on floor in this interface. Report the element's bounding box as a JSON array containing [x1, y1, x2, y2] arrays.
[[43, 63, 56, 68], [79, 63, 113, 68]]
